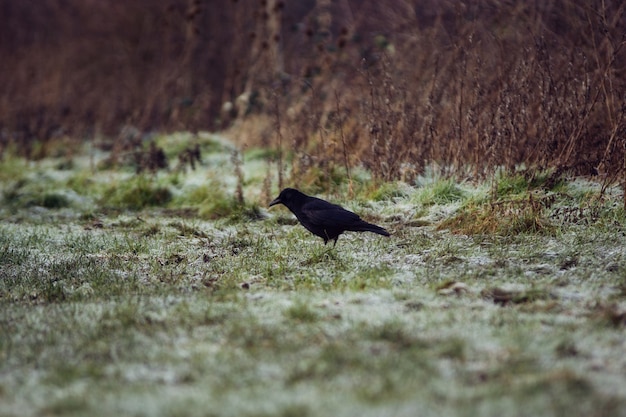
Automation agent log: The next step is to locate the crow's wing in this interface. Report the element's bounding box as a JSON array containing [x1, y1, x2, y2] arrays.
[[300, 198, 361, 229]]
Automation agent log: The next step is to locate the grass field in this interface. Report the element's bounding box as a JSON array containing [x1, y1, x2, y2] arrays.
[[1, 133, 626, 417]]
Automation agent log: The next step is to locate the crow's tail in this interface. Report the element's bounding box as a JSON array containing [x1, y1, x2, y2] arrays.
[[352, 221, 390, 237]]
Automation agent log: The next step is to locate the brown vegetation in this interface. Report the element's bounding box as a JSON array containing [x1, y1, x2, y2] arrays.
[[1, 1, 624, 186]]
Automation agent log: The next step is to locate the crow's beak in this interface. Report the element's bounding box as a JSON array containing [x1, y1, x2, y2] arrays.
[[269, 197, 281, 207]]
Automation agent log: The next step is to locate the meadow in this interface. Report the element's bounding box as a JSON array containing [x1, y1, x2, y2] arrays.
[[1, 133, 625, 417]]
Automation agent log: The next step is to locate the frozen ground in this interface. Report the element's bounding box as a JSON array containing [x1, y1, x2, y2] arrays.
[[1, 133, 625, 417]]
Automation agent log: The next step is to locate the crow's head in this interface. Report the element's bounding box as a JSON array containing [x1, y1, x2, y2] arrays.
[[269, 188, 305, 210]]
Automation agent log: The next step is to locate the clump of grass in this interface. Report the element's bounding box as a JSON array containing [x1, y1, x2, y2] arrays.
[[495, 173, 529, 197], [595, 303, 626, 328], [2, 177, 74, 210], [66, 171, 97, 196], [481, 286, 554, 305], [0, 152, 27, 182], [198, 192, 251, 221], [369, 182, 408, 202], [101, 176, 172, 210], [288, 343, 366, 383], [347, 266, 393, 291], [173, 180, 254, 220], [284, 301, 319, 323], [301, 248, 342, 267], [494, 170, 565, 198], [198, 196, 236, 219], [414, 179, 466, 206], [2, 179, 28, 208], [436, 172, 564, 236], [167, 221, 207, 238], [40, 395, 89, 416], [0, 243, 30, 267], [227, 203, 265, 223], [440, 195, 556, 236], [40, 192, 70, 209], [520, 369, 594, 401], [436, 337, 466, 360], [366, 320, 421, 350], [151, 132, 202, 161], [295, 164, 351, 195], [244, 147, 283, 161]]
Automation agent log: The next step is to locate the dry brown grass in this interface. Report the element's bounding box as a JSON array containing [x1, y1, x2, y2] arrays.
[[1, 0, 624, 193], [227, 0, 625, 198]]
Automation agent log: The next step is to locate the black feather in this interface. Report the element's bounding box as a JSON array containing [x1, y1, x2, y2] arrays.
[[269, 188, 390, 246]]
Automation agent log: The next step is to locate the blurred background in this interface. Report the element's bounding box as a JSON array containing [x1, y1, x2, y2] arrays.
[[1, 0, 624, 181]]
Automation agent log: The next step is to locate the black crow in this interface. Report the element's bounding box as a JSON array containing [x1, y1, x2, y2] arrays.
[[269, 188, 390, 246]]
